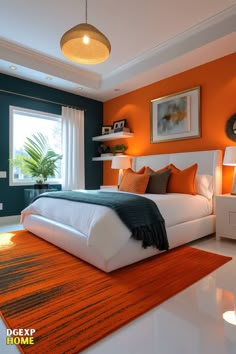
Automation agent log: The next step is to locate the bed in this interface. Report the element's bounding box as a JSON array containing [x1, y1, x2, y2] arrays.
[[21, 149, 222, 272]]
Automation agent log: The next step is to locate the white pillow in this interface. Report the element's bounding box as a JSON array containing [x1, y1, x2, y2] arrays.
[[195, 175, 213, 199]]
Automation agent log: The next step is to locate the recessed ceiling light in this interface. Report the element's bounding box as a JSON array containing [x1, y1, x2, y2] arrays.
[[114, 88, 120, 92], [9, 66, 17, 70], [46, 77, 53, 80], [76, 87, 83, 91]]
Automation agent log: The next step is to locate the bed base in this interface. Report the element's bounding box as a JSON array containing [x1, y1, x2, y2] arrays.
[[23, 214, 215, 272]]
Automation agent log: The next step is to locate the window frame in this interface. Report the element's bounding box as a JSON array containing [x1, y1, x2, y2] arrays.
[[9, 105, 62, 186]]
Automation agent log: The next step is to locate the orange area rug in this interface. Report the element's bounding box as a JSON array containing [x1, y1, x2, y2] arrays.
[[0, 230, 231, 353]]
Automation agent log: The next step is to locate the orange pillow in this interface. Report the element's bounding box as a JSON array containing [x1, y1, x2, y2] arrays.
[[145, 163, 179, 174], [119, 173, 150, 194], [167, 164, 180, 174], [167, 163, 198, 195], [125, 166, 145, 174]]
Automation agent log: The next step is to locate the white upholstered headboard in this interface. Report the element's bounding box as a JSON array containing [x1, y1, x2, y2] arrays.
[[132, 150, 222, 196]]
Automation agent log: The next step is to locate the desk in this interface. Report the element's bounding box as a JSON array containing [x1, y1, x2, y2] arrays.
[[24, 188, 58, 206]]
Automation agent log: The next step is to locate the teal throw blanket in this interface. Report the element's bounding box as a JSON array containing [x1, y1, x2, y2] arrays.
[[34, 190, 169, 250]]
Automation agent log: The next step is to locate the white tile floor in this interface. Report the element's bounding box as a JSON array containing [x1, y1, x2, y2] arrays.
[[1, 225, 236, 354]]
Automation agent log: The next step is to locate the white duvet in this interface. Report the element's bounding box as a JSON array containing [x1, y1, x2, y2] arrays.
[[21, 191, 212, 261]]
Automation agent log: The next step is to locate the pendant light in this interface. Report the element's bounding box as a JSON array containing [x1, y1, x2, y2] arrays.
[[60, 0, 111, 65]]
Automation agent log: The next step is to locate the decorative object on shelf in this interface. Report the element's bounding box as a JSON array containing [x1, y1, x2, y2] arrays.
[[92, 130, 133, 161], [113, 127, 130, 133], [150, 86, 200, 143], [111, 144, 128, 155], [223, 146, 236, 194], [60, 0, 111, 65], [97, 143, 112, 156], [112, 119, 127, 132], [102, 125, 112, 135], [11, 132, 62, 187], [225, 114, 236, 141], [111, 156, 131, 186]]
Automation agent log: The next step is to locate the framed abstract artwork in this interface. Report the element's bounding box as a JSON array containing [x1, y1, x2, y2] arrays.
[[150, 87, 200, 143]]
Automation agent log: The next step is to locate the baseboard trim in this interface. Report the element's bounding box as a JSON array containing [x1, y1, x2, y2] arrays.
[[0, 215, 21, 225]]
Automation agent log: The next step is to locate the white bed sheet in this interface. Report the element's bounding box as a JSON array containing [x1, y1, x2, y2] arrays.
[[146, 193, 212, 227], [21, 192, 212, 261]]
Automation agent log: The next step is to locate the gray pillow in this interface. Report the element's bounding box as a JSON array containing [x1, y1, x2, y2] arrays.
[[145, 168, 171, 194]]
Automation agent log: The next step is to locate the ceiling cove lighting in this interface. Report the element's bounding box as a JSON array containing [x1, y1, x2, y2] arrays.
[[60, 0, 111, 65]]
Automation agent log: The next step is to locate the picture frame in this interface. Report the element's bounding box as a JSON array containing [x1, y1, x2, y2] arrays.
[[102, 125, 112, 135], [112, 119, 126, 132], [150, 87, 200, 143]]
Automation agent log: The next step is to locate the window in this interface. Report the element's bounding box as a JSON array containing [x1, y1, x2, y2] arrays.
[[9, 106, 62, 186]]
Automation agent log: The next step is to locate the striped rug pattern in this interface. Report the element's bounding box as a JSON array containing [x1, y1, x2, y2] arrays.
[[0, 230, 231, 353]]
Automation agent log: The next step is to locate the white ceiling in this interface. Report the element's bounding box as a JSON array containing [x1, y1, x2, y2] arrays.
[[0, 0, 236, 102]]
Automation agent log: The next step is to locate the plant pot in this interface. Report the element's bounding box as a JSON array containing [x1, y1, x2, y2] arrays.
[[34, 184, 49, 189]]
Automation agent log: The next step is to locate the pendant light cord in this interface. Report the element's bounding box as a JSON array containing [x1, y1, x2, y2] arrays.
[[85, 0, 87, 23]]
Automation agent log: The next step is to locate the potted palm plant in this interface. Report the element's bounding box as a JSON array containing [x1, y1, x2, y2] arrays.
[[12, 132, 62, 188]]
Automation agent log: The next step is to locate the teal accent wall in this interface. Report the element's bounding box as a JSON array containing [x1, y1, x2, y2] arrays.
[[0, 73, 103, 217]]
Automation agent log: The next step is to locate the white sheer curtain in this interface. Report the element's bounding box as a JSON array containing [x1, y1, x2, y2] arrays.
[[61, 106, 85, 190]]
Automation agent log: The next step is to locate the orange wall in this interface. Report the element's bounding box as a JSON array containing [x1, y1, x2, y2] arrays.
[[103, 52, 236, 193]]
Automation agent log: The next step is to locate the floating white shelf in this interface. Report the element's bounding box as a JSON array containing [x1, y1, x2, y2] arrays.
[[92, 131, 134, 142], [92, 155, 132, 161], [92, 156, 113, 161]]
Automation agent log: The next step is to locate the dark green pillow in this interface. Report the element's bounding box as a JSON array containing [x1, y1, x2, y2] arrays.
[[146, 168, 171, 194]]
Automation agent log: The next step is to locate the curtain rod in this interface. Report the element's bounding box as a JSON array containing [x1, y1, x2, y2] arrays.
[[0, 89, 86, 111]]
